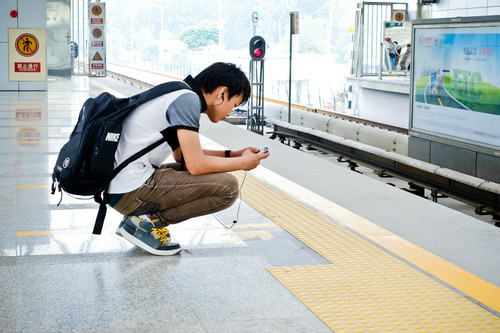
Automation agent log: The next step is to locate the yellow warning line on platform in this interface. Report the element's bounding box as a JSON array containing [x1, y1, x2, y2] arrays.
[[17, 185, 48, 189], [17, 140, 49, 144], [234, 171, 500, 331], [17, 230, 89, 236]]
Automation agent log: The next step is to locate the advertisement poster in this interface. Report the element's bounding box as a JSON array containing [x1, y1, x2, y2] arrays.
[[8, 29, 47, 82], [411, 25, 500, 148]]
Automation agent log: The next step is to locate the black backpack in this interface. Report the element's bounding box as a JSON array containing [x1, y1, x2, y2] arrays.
[[51, 80, 190, 234]]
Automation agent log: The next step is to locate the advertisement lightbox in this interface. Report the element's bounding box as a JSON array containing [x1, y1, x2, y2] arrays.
[[410, 16, 500, 151]]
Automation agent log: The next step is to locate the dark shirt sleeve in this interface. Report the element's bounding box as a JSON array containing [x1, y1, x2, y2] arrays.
[[166, 92, 201, 131], [163, 92, 201, 150]]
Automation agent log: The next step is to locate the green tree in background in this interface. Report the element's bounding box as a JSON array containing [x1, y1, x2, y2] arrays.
[[180, 22, 219, 50]]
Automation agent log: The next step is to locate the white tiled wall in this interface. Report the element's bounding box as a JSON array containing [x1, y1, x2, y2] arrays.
[[489, 6, 500, 15], [430, 0, 500, 18]]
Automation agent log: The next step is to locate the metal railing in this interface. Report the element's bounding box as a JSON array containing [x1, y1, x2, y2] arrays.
[[351, 1, 409, 76], [71, 0, 89, 75], [266, 117, 500, 226]]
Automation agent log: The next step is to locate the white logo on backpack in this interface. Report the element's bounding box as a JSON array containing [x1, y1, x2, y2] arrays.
[[62, 157, 70, 168], [105, 132, 120, 142]]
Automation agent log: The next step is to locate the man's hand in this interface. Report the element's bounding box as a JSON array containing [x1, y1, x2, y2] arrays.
[[177, 130, 269, 175], [240, 147, 269, 171]]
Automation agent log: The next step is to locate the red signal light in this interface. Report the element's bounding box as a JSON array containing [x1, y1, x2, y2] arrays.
[[249, 36, 266, 61]]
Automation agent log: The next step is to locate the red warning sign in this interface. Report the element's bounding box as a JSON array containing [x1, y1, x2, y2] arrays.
[[14, 62, 41, 72], [15, 34, 39, 57], [9, 29, 46, 81]]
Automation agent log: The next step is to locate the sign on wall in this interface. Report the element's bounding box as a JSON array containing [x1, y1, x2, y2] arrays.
[[8, 29, 47, 82], [89, 2, 106, 76]]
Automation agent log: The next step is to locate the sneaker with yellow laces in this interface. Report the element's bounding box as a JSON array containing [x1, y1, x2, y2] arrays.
[[117, 216, 181, 255]]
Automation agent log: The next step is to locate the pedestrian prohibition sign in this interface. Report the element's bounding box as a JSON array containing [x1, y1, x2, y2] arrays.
[[15, 34, 39, 57]]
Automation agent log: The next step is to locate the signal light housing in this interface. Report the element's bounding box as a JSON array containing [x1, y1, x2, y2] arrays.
[[249, 36, 266, 61]]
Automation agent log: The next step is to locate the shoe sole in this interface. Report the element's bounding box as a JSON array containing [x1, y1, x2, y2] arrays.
[[118, 227, 182, 256]]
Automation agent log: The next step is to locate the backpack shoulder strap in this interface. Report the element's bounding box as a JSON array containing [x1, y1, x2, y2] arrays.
[[133, 81, 190, 105], [110, 81, 192, 179], [93, 195, 107, 234]]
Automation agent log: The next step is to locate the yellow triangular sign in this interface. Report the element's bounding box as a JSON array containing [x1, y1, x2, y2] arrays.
[[92, 52, 103, 61]]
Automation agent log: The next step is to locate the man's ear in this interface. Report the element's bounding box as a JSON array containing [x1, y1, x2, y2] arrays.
[[218, 86, 228, 99]]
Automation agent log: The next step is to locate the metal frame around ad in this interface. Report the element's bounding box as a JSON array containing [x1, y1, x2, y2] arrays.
[[409, 15, 500, 156]]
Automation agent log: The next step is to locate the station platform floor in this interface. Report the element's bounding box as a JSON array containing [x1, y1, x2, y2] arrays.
[[1, 73, 500, 332]]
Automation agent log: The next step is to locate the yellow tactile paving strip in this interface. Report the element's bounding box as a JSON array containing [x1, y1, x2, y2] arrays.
[[234, 171, 500, 332]]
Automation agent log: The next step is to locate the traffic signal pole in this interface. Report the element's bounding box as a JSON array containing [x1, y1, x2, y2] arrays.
[[248, 60, 264, 134], [248, 36, 266, 135]]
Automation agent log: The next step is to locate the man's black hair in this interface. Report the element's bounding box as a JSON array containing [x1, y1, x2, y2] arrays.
[[194, 62, 251, 106]]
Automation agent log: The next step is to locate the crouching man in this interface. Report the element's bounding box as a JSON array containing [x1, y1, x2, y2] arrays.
[[108, 62, 269, 255]]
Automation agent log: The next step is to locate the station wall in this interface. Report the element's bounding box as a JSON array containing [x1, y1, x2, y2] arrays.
[[431, 0, 500, 18], [0, 0, 47, 91]]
